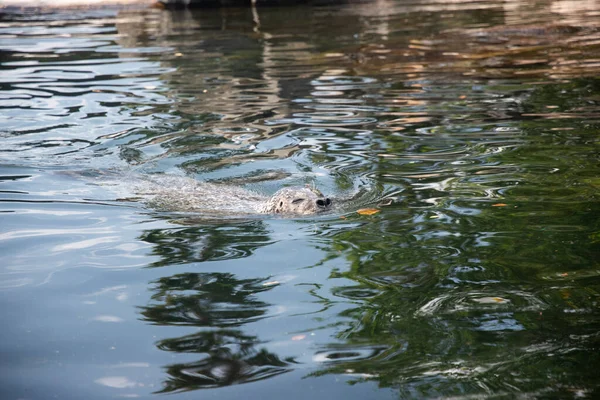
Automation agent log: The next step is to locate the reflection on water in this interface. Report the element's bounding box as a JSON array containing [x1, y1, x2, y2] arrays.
[[142, 272, 293, 391], [1, 0, 600, 399]]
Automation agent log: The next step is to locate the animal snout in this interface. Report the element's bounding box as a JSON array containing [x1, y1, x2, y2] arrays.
[[316, 198, 332, 209]]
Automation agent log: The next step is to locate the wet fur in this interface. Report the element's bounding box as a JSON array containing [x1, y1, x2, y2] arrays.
[[260, 187, 331, 214], [138, 176, 332, 215]]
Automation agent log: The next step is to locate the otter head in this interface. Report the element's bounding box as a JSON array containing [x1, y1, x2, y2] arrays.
[[263, 187, 332, 215]]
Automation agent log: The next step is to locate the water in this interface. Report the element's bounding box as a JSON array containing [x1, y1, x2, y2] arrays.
[[1, 1, 600, 398]]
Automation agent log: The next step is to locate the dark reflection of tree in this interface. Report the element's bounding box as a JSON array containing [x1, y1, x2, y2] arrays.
[[141, 272, 273, 327], [139, 219, 272, 266], [140, 272, 295, 392], [160, 344, 291, 392]]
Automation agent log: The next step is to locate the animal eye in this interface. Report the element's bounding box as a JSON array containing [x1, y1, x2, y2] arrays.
[[292, 198, 305, 204]]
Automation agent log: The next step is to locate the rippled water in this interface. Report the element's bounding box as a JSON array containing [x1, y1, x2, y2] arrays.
[[1, 1, 600, 398]]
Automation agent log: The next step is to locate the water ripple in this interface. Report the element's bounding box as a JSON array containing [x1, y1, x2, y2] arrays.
[[1, 3, 600, 398]]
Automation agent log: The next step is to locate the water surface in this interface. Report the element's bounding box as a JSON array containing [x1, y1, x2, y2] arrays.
[[1, 0, 600, 398]]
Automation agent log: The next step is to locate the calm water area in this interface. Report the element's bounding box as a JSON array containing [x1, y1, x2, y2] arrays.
[[1, 0, 600, 398]]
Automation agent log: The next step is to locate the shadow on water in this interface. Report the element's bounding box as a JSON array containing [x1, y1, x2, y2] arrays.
[[1, 0, 600, 399]]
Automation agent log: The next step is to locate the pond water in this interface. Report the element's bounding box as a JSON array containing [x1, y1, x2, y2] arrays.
[[1, 0, 600, 398]]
